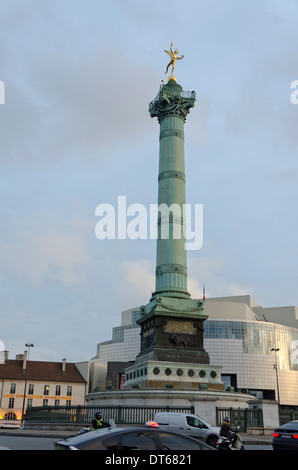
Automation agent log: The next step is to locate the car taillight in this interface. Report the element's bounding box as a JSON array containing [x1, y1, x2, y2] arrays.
[[292, 434, 298, 439], [273, 432, 279, 437]]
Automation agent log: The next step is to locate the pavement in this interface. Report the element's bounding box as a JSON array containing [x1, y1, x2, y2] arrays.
[[239, 433, 273, 445]]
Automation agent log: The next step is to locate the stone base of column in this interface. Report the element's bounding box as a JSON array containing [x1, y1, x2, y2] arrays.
[[123, 360, 224, 391], [137, 296, 209, 366]]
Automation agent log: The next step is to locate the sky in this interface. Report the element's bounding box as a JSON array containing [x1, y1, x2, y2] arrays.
[[0, 0, 297, 363]]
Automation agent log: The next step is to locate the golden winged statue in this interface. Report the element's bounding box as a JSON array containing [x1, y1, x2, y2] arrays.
[[164, 42, 184, 76]]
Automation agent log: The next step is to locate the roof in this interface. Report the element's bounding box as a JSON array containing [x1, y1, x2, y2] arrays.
[[0, 359, 86, 384]]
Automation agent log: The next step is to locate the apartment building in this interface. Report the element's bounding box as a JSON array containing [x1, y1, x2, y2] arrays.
[[0, 351, 87, 426]]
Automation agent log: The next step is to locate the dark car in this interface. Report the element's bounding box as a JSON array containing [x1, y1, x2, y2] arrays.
[[55, 421, 215, 450], [272, 420, 298, 450]]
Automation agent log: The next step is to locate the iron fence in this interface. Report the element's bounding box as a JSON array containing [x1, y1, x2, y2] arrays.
[[279, 410, 298, 425], [25, 404, 194, 425], [216, 407, 263, 432]]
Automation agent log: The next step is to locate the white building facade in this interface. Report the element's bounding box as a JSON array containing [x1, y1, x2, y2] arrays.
[[90, 296, 298, 409]]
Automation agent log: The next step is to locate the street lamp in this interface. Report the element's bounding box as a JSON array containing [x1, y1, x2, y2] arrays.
[[25, 343, 34, 360], [271, 347, 280, 405], [21, 343, 34, 424]]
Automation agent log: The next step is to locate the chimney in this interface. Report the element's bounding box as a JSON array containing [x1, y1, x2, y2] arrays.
[[0, 350, 9, 364], [22, 350, 28, 374], [62, 358, 66, 375]]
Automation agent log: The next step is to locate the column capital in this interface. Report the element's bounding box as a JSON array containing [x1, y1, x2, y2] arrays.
[[149, 80, 196, 123]]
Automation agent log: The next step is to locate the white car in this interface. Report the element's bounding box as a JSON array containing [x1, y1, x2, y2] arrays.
[[154, 412, 220, 448], [0, 422, 21, 429]]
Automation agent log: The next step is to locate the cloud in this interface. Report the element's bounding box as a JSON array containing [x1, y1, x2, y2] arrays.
[[0, 211, 90, 285], [187, 276, 204, 299], [0, 44, 159, 167], [116, 258, 155, 308], [0, 0, 298, 364], [0, 0, 161, 168], [187, 250, 252, 300]]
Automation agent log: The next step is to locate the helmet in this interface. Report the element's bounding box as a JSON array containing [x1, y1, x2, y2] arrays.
[[95, 412, 102, 419], [223, 416, 230, 423]]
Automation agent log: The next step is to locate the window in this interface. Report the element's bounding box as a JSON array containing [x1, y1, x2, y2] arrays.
[[120, 432, 156, 450], [55, 400, 60, 406], [186, 416, 207, 429], [158, 432, 208, 450], [103, 436, 121, 450], [43, 399, 48, 407], [10, 383, 16, 394], [27, 399, 33, 408], [66, 400, 71, 407], [8, 398, 14, 409], [44, 385, 50, 396], [55, 385, 61, 396], [221, 374, 237, 391], [4, 412, 17, 421], [28, 384, 34, 394], [67, 386, 72, 396]]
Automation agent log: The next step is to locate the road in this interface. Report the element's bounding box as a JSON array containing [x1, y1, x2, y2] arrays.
[[0, 435, 58, 450], [0, 434, 273, 450]]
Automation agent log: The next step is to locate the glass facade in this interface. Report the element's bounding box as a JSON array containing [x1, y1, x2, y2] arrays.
[[204, 320, 298, 371], [204, 319, 298, 405], [96, 310, 141, 363], [94, 310, 298, 406]]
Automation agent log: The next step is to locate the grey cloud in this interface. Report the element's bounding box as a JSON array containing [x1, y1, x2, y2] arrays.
[[0, 47, 158, 166], [0, 206, 91, 285]]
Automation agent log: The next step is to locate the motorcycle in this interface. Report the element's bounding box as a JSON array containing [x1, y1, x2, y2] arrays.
[[78, 426, 90, 434], [216, 428, 244, 450], [78, 419, 116, 435]]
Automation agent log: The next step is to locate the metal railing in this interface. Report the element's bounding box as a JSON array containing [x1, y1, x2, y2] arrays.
[[279, 410, 298, 425], [25, 404, 195, 425], [148, 86, 196, 111], [181, 90, 196, 99], [216, 407, 263, 432]]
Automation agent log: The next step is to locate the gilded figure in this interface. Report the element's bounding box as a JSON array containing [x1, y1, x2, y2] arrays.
[[164, 42, 184, 75]]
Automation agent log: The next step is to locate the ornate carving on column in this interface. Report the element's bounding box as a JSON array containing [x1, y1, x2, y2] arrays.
[[149, 82, 196, 123], [156, 264, 187, 277]]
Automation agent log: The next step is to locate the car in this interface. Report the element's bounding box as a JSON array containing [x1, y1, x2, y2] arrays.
[[154, 412, 220, 448], [55, 421, 215, 450], [0, 422, 21, 429], [272, 420, 298, 450]]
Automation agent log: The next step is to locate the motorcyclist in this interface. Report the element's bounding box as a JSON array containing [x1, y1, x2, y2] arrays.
[[91, 411, 109, 431], [219, 416, 237, 447]]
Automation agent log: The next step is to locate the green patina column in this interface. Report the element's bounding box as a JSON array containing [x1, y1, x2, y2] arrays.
[[121, 50, 224, 391], [149, 78, 195, 300], [133, 74, 210, 368]]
